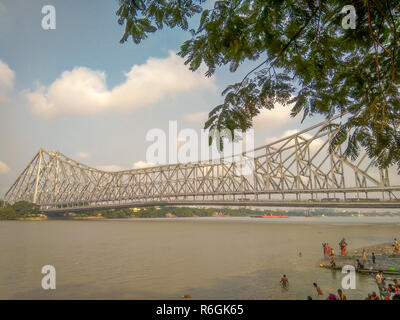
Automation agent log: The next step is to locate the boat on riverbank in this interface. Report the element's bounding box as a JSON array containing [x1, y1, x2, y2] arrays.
[[320, 264, 400, 276]]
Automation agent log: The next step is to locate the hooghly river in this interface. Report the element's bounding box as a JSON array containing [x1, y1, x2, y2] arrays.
[[1, 216, 400, 300]]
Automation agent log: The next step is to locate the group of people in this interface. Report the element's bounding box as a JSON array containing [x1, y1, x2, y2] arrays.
[[323, 238, 349, 268], [280, 276, 346, 300], [279, 237, 400, 300], [322, 238, 348, 258], [355, 249, 376, 269], [322, 238, 380, 270], [322, 243, 335, 257], [356, 237, 399, 269], [306, 275, 400, 300], [280, 275, 348, 300], [322, 242, 337, 267], [370, 271, 400, 300], [310, 282, 347, 300]]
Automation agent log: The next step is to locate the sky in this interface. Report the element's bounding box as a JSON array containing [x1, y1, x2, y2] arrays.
[[0, 0, 334, 197]]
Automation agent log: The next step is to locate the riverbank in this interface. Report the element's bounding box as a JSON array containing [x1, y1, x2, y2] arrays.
[[350, 242, 400, 257], [321, 242, 400, 275], [2, 200, 400, 220], [16, 215, 48, 221]]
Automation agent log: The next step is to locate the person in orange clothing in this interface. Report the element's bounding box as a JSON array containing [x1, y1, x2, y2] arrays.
[[339, 238, 347, 256], [337, 289, 346, 300]]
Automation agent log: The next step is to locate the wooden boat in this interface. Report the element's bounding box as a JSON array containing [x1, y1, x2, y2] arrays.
[[320, 264, 400, 276]]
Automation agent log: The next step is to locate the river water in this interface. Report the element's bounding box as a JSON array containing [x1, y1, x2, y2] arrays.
[[1, 216, 399, 300]]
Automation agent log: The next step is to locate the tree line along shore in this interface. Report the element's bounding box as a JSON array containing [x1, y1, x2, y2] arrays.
[[1, 201, 400, 220]]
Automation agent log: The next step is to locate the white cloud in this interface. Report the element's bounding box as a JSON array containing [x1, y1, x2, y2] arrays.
[[132, 160, 154, 169], [0, 161, 10, 174], [76, 152, 90, 159], [183, 111, 208, 123], [26, 51, 216, 118], [265, 129, 324, 151], [253, 102, 292, 130], [265, 129, 298, 144], [0, 59, 15, 89], [96, 165, 122, 172]]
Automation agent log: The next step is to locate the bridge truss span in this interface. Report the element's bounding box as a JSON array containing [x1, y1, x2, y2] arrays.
[[4, 116, 400, 211]]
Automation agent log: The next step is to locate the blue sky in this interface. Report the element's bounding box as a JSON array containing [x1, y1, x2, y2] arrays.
[[0, 0, 324, 196]]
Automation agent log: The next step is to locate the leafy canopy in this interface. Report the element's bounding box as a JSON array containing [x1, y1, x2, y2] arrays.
[[117, 0, 400, 170]]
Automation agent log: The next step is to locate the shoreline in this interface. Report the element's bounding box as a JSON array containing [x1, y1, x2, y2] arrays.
[[4, 215, 400, 222], [350, 242, 400, 257], [321, 242, 400, 276]]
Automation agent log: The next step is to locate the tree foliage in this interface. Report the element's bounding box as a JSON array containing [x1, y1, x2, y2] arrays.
[[0, 201, 40, 220], [117, 0, 400, 170]]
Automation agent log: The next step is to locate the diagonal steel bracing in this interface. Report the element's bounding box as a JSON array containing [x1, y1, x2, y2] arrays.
[[4, 116, 400, 210]]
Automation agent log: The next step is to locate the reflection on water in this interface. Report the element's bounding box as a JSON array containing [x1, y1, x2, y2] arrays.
[[0, 216, 399, 299]]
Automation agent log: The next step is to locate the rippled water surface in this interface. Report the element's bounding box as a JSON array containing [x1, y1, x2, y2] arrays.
[[1, 216, 399, 299]]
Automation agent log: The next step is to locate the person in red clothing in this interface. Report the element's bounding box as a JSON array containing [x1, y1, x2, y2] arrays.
[[325, 243, 331, 257]]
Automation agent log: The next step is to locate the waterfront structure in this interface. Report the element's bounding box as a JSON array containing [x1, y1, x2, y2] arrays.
[[4, 116, 400, 212]]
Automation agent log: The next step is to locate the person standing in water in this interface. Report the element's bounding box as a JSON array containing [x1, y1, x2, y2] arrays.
[[376, 271, 384, 285], [372, 252, 376, 265], [393, 238, 400, 254], [280, 275, 289, 287], [362, 249, 367, 266], [339, 238, 347, 256], [329, 256, 336, 267], [325, 244, 331, 257], [313, 282, 323, 296]]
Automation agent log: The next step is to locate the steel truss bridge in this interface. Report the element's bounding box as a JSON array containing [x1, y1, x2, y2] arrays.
[[4, 115, 400, 212]]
